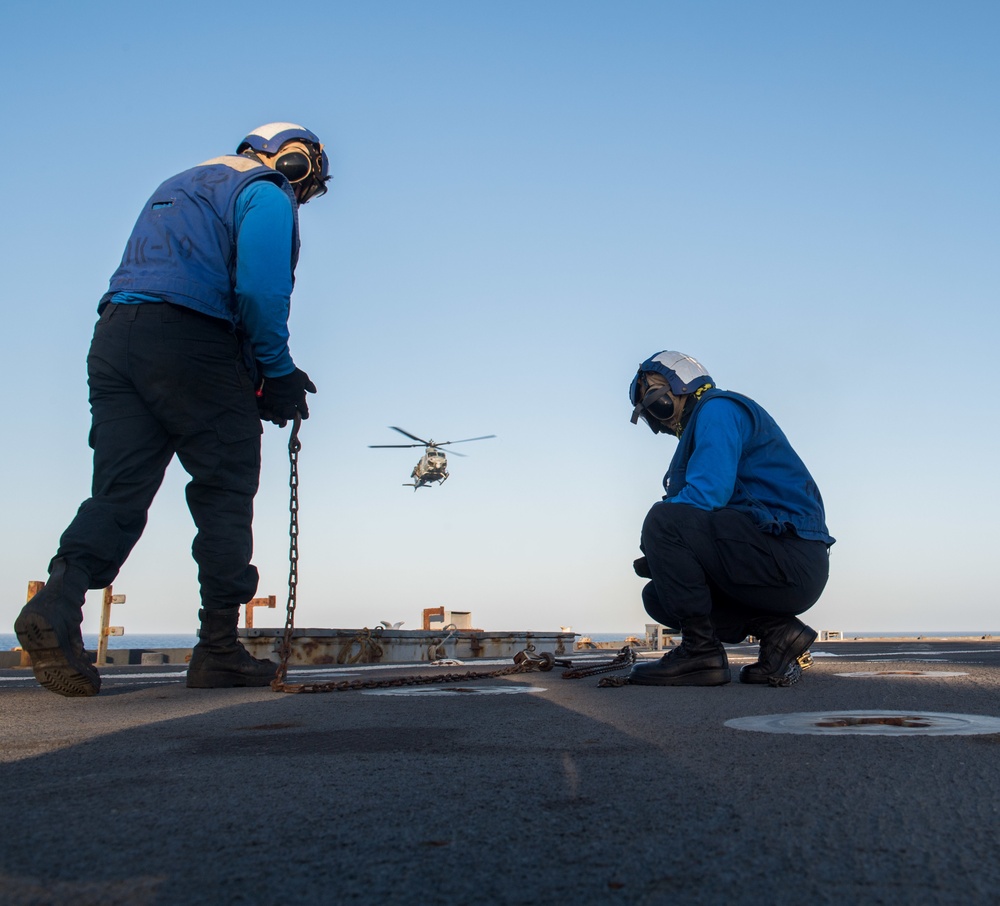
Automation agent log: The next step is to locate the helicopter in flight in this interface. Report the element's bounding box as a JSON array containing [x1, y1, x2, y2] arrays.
[[369, 427, 496, 490]]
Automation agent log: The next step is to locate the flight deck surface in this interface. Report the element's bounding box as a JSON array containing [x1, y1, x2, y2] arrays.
[[2, 639, 999, 904]]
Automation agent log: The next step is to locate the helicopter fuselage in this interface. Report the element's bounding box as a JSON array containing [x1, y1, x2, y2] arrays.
[[407, 450, 449, 488]]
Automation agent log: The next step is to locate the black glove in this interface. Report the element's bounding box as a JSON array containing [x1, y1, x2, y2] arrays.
[[633, 556, 651, 579], [257, 368, 317, 427]]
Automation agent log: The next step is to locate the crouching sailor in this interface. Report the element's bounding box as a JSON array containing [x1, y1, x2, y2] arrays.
[[15, 123, 331, 696], [626, 351, 835, 687]]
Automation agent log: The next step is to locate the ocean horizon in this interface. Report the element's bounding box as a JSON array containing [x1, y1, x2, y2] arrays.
[[2, 629, 998, 652]]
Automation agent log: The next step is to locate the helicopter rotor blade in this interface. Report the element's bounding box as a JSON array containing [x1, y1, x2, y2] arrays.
[[388, 426, 431, 445], [436, 434, 497, 447], [368, 443, 425, 449]]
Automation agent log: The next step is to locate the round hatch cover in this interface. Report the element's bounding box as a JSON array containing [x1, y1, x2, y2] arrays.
[[726, 710, 1000, 736]]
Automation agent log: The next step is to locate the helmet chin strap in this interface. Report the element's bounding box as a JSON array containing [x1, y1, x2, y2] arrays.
[[660, 394, 689, 437]]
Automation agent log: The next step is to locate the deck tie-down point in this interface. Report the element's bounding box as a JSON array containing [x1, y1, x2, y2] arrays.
[[726, 710, 1000, 736]]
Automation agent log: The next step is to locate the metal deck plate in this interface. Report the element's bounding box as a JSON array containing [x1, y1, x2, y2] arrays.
[[725, 710, 1000, 736]]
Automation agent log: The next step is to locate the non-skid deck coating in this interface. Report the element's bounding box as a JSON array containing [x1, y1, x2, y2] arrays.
[[2, 639, 1000, 905]]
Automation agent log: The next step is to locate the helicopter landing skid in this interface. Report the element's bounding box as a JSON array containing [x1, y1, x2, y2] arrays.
[[403, 476, 448, 490]]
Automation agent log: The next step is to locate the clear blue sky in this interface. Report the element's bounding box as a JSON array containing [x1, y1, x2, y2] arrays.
[[2, 1, 997, 636]]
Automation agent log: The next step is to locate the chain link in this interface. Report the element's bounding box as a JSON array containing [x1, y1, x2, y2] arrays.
[[272, 659, 550, 694], [337, 626, 384, 664], [560, 645, 636, 679], [272, 414, 301, 689]]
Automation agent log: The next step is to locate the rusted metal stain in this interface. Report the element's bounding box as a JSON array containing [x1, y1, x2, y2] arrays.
[[239, 628, 576, 666], [815, 715, 933, 729]]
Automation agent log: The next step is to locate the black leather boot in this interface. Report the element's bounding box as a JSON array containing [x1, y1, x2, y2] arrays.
[[628, 615, 730, 686], [740, 616, 817, 686], [186, 607, 278, 688], [15, 558, 100, 697]]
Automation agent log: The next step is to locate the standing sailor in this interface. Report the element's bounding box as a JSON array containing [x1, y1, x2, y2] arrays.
[[16, 123, 330, 696]]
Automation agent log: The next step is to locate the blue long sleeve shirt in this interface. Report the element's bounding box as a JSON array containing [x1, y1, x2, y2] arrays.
[[667, 398, 751, 511], [231, 181, 295, 378]]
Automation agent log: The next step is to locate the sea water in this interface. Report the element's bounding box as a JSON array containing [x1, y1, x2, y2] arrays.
[[0, 633, 198, 651]]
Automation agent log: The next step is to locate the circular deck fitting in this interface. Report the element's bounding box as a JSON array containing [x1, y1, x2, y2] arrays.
[[362, 685, 546, 697], [725, 710, 1000, 736], [834, 670, 968, 678]]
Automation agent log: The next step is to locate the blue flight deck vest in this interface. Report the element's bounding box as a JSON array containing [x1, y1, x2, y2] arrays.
[[100, 155, 299, 325], [664, 389, 835, 544]]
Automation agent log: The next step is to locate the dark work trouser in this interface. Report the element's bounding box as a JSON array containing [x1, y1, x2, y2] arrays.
[[55, 302, 263, 610], [640, 501, 830, 642]]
